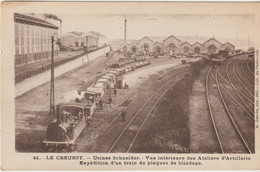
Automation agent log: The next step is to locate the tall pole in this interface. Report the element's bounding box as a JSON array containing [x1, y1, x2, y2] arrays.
[[124, 19, 127, 43], [59, 20, 62, 39], [50, 36, 55, 114]]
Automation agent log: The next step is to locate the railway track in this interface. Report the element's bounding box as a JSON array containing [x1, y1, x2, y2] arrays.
[[206, 67, 253, 153], [74, 67, 188, 152], [108, 76, 185, 153]]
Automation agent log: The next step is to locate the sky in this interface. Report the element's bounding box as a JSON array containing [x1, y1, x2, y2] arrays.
[[58, 14, 255, 41]]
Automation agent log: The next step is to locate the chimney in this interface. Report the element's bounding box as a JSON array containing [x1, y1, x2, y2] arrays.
[[124, 19, 127, 43]]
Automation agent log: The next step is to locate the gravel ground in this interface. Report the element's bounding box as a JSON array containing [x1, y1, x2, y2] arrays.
[[189, 65, 220, 153]]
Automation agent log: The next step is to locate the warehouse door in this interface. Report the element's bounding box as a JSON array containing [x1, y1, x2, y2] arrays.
[[183, 46, 189, 53], [144, 43, 150, 52], [123, 45, 127, 53], [156, 46, 161, 54], [168, 43, 175, 52], [194, 47, 201, 53], [208, 44, 217, 54], [132, 46, 136, 54], [225, 47, 231, 52]]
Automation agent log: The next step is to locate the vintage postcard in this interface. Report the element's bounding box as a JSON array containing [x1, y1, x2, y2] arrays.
[[1, 1, 260, 170]]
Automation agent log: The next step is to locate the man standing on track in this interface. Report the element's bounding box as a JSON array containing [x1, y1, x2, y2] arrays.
[[121, 109, 126, 122], [108, 97, 112, 108], [99, 99, 103, 109], [114, 88, 117, 95]]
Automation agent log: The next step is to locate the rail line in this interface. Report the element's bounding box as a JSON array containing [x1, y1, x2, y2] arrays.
[[215, 69, 254, 120], [223, 59, 254, 116], [247, 59, 255, 76], [205, 67, 224, 153], [108, 76, 185, 153], [207, 69, 252, 153], [211, 68, 252, 153], [241, 59, 254, 84], [220, 64, 254, 105], [232, 60, 254, 98], [80, 69, 188, 152]]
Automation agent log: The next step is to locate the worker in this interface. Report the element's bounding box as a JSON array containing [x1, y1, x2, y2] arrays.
[[114, 88, 117, 95], [124, 82, 129, 89], [108, 97, 112, 108], [99, 99, 103, 109], [121, 109, 126, 122]]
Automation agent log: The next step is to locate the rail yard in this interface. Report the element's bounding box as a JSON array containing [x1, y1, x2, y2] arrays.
[[15, 48, 255, 153]]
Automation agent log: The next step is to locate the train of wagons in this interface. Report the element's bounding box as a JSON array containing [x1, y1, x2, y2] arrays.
[[42, 57, 150, 150]]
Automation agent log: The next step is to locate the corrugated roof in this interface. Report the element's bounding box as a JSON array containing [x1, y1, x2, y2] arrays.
[[14, 13, 58, 29]]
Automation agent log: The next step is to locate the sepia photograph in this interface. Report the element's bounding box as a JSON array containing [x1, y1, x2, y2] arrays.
[[1, 1, 260, 170], [14, 12, 255, 153]]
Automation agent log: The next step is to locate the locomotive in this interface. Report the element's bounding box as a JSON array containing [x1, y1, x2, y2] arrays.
[[43, 90, 97, 150]]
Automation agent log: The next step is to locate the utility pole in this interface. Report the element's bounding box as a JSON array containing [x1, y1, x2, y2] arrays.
[[50, 35, 55, 114]]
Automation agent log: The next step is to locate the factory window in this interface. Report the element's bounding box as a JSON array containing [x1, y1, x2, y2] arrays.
[[21, 46, 24, 55], [15, 36, 19, 45], [14, 23, 19, 36], [15, 46, 19, 55], [20, 24, 24, 36], [31, 45, 34, 53], [31, 27, 34, 36], [27, 45, 30, 54], [26, 26, 30, 36], [27, 37, 30, 45], [21, 36, 24, 45]]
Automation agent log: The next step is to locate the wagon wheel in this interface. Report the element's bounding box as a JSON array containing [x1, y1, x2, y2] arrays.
[[47, 146, 56, 152]]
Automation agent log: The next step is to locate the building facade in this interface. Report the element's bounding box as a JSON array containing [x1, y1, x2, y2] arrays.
[[120, 35, 235, 55], [14, 13, 60, 66]]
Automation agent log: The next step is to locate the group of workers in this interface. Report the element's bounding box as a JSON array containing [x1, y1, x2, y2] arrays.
[[98, 87, 128, 122]]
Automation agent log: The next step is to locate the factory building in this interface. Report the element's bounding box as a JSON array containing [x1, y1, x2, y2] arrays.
[[120, 35, 235, 55], [62, 32, 99, 48], [14, 13, 60, 66]]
